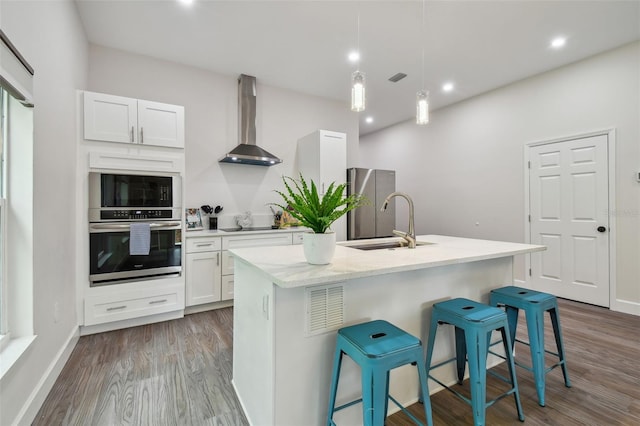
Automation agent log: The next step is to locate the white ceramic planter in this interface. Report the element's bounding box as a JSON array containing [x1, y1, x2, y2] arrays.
[[302, 232, 336, 265]]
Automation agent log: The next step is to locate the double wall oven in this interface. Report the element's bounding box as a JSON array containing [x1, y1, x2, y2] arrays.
[[88, 172, 182, 286]]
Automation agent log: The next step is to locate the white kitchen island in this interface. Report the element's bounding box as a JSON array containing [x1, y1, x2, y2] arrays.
[[229, 235, 545, 426]]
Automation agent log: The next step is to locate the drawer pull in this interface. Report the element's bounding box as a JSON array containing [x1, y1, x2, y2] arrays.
[[196, 243, 213, 247], [106, 305, 127, 312], [149, 299, 168, 305]]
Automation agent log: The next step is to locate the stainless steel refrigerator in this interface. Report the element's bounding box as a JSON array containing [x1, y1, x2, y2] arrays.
[[346, 168, 396, 240]]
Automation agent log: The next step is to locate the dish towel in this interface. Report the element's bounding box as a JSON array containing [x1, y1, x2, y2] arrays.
[[129, 223, 151, 255]]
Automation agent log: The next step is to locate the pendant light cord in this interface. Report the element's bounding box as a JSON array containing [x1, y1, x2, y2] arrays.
[[421, 0, 425, 89], [357, 8, 361, 72]]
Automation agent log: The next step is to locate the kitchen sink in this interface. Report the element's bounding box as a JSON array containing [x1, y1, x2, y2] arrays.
[[348, 240, 433, 251]]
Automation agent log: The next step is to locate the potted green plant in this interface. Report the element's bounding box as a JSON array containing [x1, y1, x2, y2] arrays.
[[272, 174, 366, 264]]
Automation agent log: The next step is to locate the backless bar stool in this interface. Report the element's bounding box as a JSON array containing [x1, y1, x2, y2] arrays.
[[327, 320, 433, 426], [425, 298, 524, 426], [489, 286, 571, 406]]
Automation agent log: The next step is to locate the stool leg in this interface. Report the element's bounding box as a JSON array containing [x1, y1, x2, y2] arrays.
[[371, 367, 389, 426], [455, 326, 467, 384], [465, 328, 487, 426], [501, 325, 524, 421], [383, 371, 390, 422], [525, 307, 547, 406], [505, 306, 519, 350], [361, 366, 375, 426], [549, 307, 572, 388], [416, 357, 434, 426], [327, 349, 344, 425], [424, 317, 439, 392]]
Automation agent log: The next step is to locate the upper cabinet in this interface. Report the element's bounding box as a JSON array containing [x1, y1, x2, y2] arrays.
[[83, 91, 185, 149], [297, 130, 347, 194]]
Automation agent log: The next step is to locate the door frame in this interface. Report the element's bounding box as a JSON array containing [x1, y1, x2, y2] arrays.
[[523, 128, 617, 308]]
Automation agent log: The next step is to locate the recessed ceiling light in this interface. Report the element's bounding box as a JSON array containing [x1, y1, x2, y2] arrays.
[[348, 51, 360, 63], [551, 36, 566, 49], [442, 82, 454, 92], [365, 116, 374, 124]]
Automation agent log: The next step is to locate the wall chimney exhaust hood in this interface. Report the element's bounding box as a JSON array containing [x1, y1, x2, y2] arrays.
[[219, 74, 282, 166]]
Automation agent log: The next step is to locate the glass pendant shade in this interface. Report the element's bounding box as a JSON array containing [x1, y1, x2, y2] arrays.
[[416, 90, 429, 125], [351, 71, 366, 112]]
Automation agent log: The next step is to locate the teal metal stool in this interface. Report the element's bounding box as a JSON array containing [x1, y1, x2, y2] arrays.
[[489, 286, 571, 407], [425, 298, 524, 426], [327, 320, 433, 426]]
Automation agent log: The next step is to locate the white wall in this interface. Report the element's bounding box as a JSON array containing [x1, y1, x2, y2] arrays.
[[0, 1, 88, 424], [360, 42, 640, 310], [87, 45, 359, 228]]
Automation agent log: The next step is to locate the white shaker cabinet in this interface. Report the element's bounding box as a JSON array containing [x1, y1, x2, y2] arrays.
[[221, 233, 293, 302], [297, 130, 347, 241], [185, 236, 222, 306], [83, 91, 185, 149], [185, 231, 305, 308]]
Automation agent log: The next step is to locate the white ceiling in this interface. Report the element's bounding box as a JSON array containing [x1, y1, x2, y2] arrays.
[[75, 0, 640, 135]]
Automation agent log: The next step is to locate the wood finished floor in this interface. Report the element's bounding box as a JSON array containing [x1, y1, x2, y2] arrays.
[[34, 299, 639, 425], [33, 308, 247, 426], [387, 298, 640, 426]]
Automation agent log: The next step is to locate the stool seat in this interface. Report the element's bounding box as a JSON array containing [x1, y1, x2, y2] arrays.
[[490, 285, 557, 306], [340, 320, 422, 358], [490, 286, 571, 407], [425, 298, 524, 426], [327, 320, 433, 426], [432, 298, 506, 323]]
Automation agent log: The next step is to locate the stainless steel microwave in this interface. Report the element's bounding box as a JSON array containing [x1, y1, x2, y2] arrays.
[[88, 172, 182, 222]]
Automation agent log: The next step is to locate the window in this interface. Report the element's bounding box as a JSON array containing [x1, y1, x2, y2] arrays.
[[0, 29, 35, 372], [0, 88, 6, 344]]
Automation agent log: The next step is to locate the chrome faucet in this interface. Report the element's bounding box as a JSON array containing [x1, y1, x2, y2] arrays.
[[380, 192, 416, 249]]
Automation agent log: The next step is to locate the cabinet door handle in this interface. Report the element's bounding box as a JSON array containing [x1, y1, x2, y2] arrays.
[[130, 126, 134, 143], [140, 127, 144, 143], [217, 252, 220, 266], [107, 305, 127, 312], [149, 299, 167, 305]]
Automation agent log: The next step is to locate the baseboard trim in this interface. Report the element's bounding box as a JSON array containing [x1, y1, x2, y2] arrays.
[[611, 298, 640, 316], [231, 379, 253, 426], [513, 279, 526, 286], [15, 326, 79, 426], [185, 300, 233, 315]]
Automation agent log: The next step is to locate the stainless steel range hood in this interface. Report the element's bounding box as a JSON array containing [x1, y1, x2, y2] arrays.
[[219, 74, 282, 166]]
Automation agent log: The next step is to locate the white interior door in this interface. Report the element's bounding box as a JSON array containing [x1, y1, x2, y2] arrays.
[[529, 134, 610, 306]]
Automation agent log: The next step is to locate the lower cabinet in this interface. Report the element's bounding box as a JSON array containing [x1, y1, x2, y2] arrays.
[[185, 236, 223, 307], [186, 251, 222, 306], [185, 230, 306, 308], [84, 284, 184, 326], [221, 275, 235, 301]]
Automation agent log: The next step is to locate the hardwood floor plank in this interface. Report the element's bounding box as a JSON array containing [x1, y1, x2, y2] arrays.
[[34, 299, 638, 425]]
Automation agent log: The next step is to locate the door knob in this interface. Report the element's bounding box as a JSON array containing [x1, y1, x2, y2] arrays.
[[597, 226, 607, 233]]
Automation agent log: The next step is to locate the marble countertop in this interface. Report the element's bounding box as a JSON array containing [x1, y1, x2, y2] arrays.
[[185, 226, 307, 238], [229, 235, 545, 288]]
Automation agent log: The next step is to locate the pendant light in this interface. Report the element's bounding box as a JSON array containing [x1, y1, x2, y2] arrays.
[[351, 71, 365, 112], [416, 90, 429, 125], [416, 0, 429, 125], [351, 11, 365, 112]]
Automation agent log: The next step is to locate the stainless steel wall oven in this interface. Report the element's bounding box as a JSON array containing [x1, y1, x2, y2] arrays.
[[88, 172, 182, 286]]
